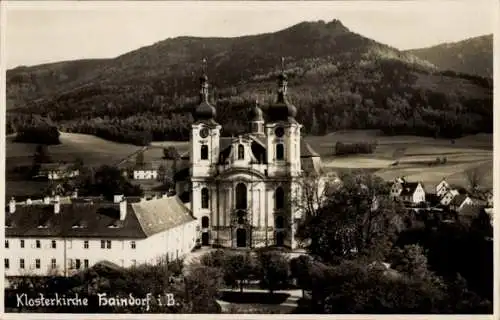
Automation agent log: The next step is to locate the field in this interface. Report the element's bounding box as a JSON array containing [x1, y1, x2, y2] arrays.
[[5, 132, 189, 197], [5, 130, 493, 197], [306, 130, 493, 192]]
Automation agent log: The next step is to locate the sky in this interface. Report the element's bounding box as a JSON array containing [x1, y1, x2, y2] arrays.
[[2, 0, 497, 69]]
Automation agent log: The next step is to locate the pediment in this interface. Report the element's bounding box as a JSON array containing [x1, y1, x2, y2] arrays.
[[215, 167, 266, 181]]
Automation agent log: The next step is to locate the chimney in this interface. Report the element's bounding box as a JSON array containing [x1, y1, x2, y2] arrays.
[[43, 196, 50, 205], [119, 199, 127, 221], [114, 194, 124, 203], [9, 197, 16, 214], [54, 197, 60, 214]]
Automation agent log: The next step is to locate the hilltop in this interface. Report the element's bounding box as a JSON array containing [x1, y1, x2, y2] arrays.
[[405, 34, 493, 78], [6, 20, 493, 143]]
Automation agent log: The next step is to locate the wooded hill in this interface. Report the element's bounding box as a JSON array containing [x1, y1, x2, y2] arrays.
[[406, 34, 493, 78], [7, 20, 493, 145]]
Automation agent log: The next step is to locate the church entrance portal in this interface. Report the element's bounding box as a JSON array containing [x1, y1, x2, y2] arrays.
[[276, 231, 285, 246], [202, 232, 210, 246], [236, 228, 247, 247]]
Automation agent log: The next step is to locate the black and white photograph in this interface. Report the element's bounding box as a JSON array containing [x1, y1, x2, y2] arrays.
[[1, 0, 497, 316]]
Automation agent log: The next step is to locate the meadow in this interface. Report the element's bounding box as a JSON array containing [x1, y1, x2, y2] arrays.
[[5, 130, 493, 197], [307, 130, 493, 192]]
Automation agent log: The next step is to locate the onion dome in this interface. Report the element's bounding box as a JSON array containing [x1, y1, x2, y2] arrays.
[[267, 71, 297, 122], [248, 100, 264, 122], [193, 74, 216, 121]]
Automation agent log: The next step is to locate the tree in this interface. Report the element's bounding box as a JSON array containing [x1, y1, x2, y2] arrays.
[[157, 164, 167, 183], [464, 166, 485, 196], [289, 255, 313, 297], [183, 265, 223, 313], [73, 157, 84, 171], [224, 252, 259, 292], [445, 273, 492, 314], [33, 144, 51, 164], [135, 152, 145, 166], [163, 146, 181, 160], [293, 170, 339, 220], [79, 165, 143, 200], [200, 250, 227, 268], [257, 250, 290, 293], [297, 171, 407, 263], [388, 244, 431, 280], [320, 262, 447, 314], [470, 208, 493, 239]]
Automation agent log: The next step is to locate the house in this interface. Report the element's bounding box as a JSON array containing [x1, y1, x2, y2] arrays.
[[436, 178, 450, 198], [132, 164, 158, 180], [457, 203, 483, 224], [449, 194, 474, 212], [390, 177, 406, 199], [4, 194, 197, 277], [34, 163, 80, 181], [440, 189, 461, 206], [485, 190, 493, 208], [425, 193, 442, 207], [390, 180, 426, 204]]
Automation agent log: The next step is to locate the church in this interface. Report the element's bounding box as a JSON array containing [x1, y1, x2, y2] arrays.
[[175, 68, 324, 249]]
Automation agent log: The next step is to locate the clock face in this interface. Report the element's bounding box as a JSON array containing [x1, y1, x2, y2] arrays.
[[275, 127, 285, 138], [200, 128, 209, 138]]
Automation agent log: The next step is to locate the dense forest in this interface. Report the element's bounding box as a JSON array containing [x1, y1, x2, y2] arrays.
[[7, 20, 493, 145]]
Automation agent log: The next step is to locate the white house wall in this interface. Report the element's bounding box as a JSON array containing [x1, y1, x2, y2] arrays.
[[4, 221, 197, 277]]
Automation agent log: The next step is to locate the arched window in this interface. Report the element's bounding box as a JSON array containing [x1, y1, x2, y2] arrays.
[[238, 144, 245, 160], [236, 183, 247, 209], [200, 145, 209, 160], [276, 216, 284, 229], [201, 188, 209, 209], [201, 216, 209, 228], [276, 143, 284, 160], [275, 187, 284, 209]]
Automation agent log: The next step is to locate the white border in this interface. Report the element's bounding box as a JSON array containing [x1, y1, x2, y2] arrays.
[[0, 1, 498, 319]]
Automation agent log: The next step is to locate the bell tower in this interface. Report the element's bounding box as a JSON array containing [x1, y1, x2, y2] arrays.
[[248, 100, 265, 135], [190, 58, 221, 177], [265, 58, 302, 176], [190, 59, 221, 228]]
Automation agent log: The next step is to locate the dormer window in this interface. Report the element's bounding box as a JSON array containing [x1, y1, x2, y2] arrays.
[[108, 220, 123, 228], [200, 145, 209, 160], [238, 144, 245, 160], [276, 143, 284, 160], [72, 220, 86, 229]]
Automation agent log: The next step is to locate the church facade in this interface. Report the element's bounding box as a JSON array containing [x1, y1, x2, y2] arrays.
[[176, 70, 324, 249]]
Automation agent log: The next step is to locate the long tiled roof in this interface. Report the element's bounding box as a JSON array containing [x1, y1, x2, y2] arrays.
[[131, 196, 194, 237], [5, 195, 195, 239], [400, 182, 420, 196], [450, 194, 468, 206]]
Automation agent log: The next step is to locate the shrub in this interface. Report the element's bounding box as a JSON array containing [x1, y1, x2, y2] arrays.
[[335, 141, 377, 156]]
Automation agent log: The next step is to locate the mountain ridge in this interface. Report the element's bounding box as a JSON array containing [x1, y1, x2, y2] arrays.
[[6, 19, 493, 143], [405, 34, 493, 78]]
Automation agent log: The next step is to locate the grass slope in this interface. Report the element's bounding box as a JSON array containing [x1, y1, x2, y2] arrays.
[[311, 130, 492, 191], [6, 130, 492, 196]]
